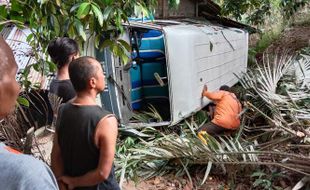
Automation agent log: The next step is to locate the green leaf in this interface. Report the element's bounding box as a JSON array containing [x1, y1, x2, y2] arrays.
[[49, 15, 60, 36], [26, 33, 34, 43], [76, 2, 90, 19], [94, 35, 101, 48], [251, 171, 266, 178], [103, 0, 113, 5], [47, 61, 57, 73], [17, 96, 29, 107], [63, 18, 71, 34], [23, 66, 31, 77], [33, 63, 40, 72], [120, 53, 129, 64], [9, 14, 25, 23], [56, 0, 61, 7], [68, 23, 75, 38], [41, 16, 47, 26], [10, 1, 23, 12], [91, 4, 103, 26], [118, 39, 131, 52], [48, 3, 57, 14], [0, 5, 8, 19], [74, 19, 86, 41], [70, 3, 81, 13], [253, 179, 266, 187], [88, 16, 95, 34], [111, 43, 119, 55], [103, 6, 113, 21], [100, 39, 113, 49]]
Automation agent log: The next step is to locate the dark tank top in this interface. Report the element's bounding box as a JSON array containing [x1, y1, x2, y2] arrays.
[[56, 103, 120, 190]]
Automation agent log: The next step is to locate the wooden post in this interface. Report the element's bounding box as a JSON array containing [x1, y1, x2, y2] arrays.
[[195, 1, 199, 17], [163, 0, 167, 19]]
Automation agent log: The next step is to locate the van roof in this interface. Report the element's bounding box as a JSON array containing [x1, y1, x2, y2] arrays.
[[126, 18, 231, 31]]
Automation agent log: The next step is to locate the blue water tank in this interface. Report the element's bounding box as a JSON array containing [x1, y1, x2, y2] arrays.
[[132, 30, 165, 60], [130, 64, 142, 110]]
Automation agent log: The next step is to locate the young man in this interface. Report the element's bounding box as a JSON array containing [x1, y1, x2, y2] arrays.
[[0, 36, 58, 190], [198, 85, 242, 136], [51, 56, 120, 190], [48, 37, 79, 103]]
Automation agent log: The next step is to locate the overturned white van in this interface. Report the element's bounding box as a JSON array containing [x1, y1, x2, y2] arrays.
[[90, 20, 248, 127]]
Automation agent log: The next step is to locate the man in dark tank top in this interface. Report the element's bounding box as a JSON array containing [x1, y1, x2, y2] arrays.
[[51, 56, 120, 190]]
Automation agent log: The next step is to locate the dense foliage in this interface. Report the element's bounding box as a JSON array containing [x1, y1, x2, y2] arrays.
[[0, 0, 157, 81], [216, 0, 309, 25]]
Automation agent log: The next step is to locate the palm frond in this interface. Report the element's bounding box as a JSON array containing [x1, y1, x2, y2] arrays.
[[131, 104, 163, 123], [238, 52, 310, 138], [116, 121, 310, 183]]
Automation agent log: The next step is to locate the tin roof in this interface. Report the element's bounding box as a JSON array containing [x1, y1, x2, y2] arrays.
[[1, 25, 53, 90]]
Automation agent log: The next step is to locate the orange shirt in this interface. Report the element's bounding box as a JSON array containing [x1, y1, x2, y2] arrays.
[[203, 90, 241, 129]]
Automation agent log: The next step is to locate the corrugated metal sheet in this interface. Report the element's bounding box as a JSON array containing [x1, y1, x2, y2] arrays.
[[0, 0, 9, 5], [1, 25, 53, 90]]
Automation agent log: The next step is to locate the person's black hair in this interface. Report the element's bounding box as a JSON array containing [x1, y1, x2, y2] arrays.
[[69, 56, 98, 92], [47, 37, 79, 69], [219, 85, 230, 92]]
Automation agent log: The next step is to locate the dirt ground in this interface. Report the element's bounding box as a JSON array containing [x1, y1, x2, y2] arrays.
[[267, 26, 310, 53], [122, 175, 224, 190]]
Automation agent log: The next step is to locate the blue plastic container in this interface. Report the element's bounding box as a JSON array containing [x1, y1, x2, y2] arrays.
[[132, 29, 165, 60], [130, 65, 142, 110]]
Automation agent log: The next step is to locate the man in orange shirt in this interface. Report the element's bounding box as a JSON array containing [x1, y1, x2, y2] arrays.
[[198, 85, 242, 136]]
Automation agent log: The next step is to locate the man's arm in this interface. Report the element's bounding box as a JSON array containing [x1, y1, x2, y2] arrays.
[[60, 116, 118, 189], [202, 85, 224, 101], [51, 133, 67, 190]]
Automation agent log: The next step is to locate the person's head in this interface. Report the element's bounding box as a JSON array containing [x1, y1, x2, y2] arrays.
[[69, 56, 105, 93], [47, 37, 79, 69], [0, 37, 20, 119], [219, 85, 230, 92]]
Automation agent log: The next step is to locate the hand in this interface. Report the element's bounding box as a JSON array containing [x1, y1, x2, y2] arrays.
[[58, 181, 68, 190], [59, 176, 75, 190], [201, 84, 208, 97]]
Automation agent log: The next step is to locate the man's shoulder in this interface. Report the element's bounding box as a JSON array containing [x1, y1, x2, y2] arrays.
[[0, 153, 48, 178], [99, 106, 112, 115], [0, 153, 58, 190]]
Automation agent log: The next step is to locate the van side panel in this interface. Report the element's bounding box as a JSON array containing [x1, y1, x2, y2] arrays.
[[164, 25, 248, 125]]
